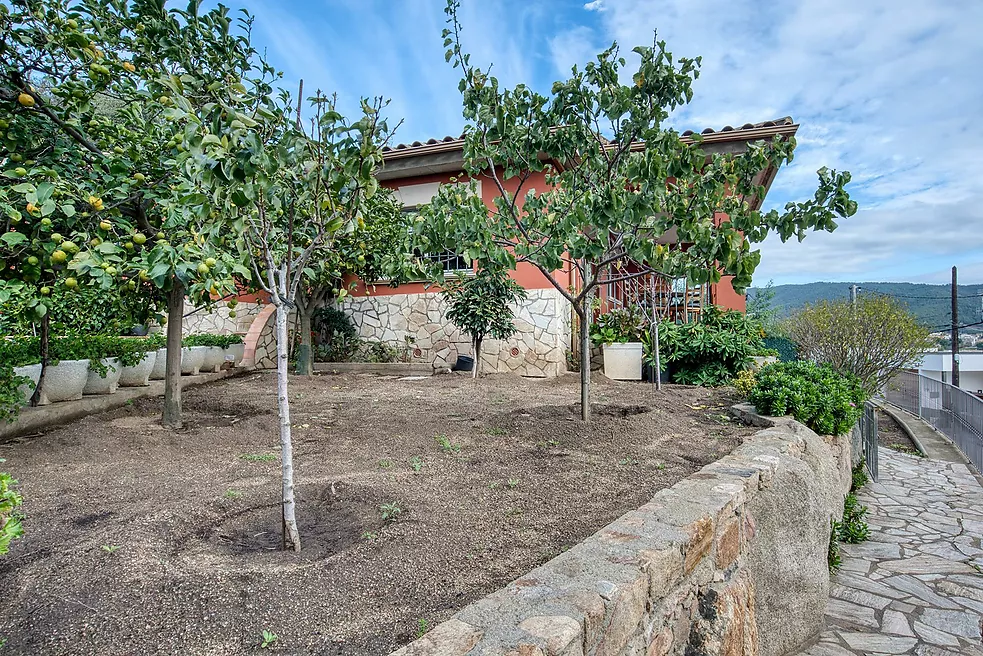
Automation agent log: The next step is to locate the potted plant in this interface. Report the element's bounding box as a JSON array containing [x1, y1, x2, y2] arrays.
[[83, 336, 130, 395], [183, 334, 227, 373], [39, 337, 91, 404], [180, 343, 208, 375], [146, 333, 168, 380], [590, 308, 647, 380], [0, 337, 41, 421], [118, 337, 159, 387], [223, 334, 246, 368]]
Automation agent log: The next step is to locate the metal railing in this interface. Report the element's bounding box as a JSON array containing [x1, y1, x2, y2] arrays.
[[885, 370, 983, 472], [857, 402, 878, 481]]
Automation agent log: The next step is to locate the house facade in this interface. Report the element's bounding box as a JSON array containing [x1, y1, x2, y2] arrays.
[[335, 117, 799, 377]]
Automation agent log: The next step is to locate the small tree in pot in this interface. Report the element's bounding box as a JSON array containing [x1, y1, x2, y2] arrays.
[[442, 267, 526, 378]]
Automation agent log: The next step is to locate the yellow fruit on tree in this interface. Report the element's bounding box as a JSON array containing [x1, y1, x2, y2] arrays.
[[51, 250, 68, 263], [27, 256, 39, 266], [197, 263, 210, 276], [13, 167, 27, 177], [65, 277, 78, 289], [139, 270, 150, 281], [133, 233, 147, 245], [133, 172, 146, 183], [26, 202, 37, 214], [51, 233, 63, 243], [122, 62, 136, 73], [106, 266, 117, 276], [99, 220, 112, 231], [40, 286, 51, 296], [205, 257, 217, 267], [17, 93, 35, 108]]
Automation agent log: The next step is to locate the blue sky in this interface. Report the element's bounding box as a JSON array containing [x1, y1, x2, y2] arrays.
[[240, 0, 983, 286]]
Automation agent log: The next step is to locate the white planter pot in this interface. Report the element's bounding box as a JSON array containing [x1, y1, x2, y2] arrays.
[[602, 342, 644, 381], [38, 359, 90, 405], [225, 343, 245, 367], [149, 348, 168, 380], [181, 346, 207, 375], [13, 363, 41, 405], [119, 351, 156, 387], [750, 355, 778, 371], [83, 358, 123, 395], [200, 346, 225, 373]]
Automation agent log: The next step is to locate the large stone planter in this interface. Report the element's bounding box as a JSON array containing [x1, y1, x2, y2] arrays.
[[200, 346, 225, 373], [38, 359, 89, 404], [83, 358, 122, 395], [750, 355, 778, 371], [13, 363, 41, 404], [601, 342, 643, 380], [119, 351, 156, 387], [225, 343, 245, 368], [149, 347, 168, 380], [181, 346, 207, 375]]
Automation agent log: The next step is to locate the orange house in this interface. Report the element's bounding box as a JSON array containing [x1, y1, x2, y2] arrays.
[[335, 118, 798, 377]]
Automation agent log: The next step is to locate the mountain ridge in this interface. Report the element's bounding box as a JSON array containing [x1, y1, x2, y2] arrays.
[[747, 281, 983, 331]]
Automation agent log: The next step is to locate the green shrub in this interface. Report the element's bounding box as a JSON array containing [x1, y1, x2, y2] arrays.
[[732, 369, 756, 398], [312, 306, 360, 362], [0, 467, 23, 555], [839, 493, 870, 543], [749, 361, 867, 436], [654, 306, 765, 387], [591, 307, 647, 346], [183, 333, 243, 348]]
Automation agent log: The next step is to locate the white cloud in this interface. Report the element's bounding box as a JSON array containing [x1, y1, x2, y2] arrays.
[[583, 0, 983, 284], [584, 0, 606, 11]]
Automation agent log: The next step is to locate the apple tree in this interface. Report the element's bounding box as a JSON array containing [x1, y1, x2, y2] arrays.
[[416, 1, 857, 420]]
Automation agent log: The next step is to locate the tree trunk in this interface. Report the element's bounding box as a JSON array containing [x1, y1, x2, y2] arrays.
[[274, 296, 302, 552], [579, 299, 591, 421], [30, 313, 49, 406], [295, 300, 314, 378], [162, 282, 184, 428], [472, 337, 481, 379]]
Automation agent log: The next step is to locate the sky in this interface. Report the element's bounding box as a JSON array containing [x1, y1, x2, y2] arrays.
[[239, 0, 983, 287]]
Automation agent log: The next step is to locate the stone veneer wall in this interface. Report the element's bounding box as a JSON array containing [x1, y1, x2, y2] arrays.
[[390, 406, 855, 656], [340, 287, 571, 377], [182, 300, 263, 336]]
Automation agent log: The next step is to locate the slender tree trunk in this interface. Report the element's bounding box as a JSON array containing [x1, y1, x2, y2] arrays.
[[274, 294, 302, 552], [162, 282, 184, 428], [295, 299, 314, 378], [472, 337, 481, 379], [30, 313, 49, 406], [579, 300, 591, 421]]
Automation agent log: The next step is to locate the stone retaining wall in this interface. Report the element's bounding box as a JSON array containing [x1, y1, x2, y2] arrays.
[[182, 299, 262, 336], [391, 407, 854, 656], [340, 288, 570, 377]]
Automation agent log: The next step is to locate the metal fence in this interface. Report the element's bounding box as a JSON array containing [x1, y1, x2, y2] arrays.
[[885, 370, 983, 472], [857, 402, 878, 481]]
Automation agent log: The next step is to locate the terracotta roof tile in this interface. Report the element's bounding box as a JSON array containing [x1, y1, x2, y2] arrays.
[[382, 117, 795, 158]]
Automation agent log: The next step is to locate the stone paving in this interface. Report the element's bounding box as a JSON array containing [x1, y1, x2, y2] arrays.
[[799, 448, 983, 656]]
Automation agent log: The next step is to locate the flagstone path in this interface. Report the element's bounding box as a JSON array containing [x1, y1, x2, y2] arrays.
[[798, 447, 983, 656]]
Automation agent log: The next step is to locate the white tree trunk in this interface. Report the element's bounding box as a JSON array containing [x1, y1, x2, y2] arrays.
[[274, 294, 302, 552]]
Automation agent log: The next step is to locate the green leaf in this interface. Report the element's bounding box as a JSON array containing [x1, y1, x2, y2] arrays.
[[1, 232, 28, 247]]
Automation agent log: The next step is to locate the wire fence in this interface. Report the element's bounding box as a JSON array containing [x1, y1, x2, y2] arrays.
[[885, 370, 983, 472]]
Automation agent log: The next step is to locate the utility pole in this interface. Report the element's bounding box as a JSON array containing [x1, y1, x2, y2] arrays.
[[951, 266, 959, 388], [849, 284, 860, 307]]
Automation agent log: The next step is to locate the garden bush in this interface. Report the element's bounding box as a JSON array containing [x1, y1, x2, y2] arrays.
[[0, 467, 23, 555], [312, 306, 360, 362], [655, 306, 765, 386], [749, 361, 868, 436]]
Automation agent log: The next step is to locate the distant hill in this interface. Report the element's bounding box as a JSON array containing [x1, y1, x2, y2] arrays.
[[747, 282, 983, 331]]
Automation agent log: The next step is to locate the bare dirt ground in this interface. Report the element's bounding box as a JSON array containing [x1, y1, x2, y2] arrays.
[[875, 408, 921, 455], [0, 371, 753, 655]]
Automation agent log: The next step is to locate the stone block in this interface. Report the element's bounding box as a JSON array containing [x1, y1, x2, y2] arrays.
[[715, 516, 741, 570], [682, 515, 714, 575], [517, 615, 582, 655], [389, 618, 482, 655]]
